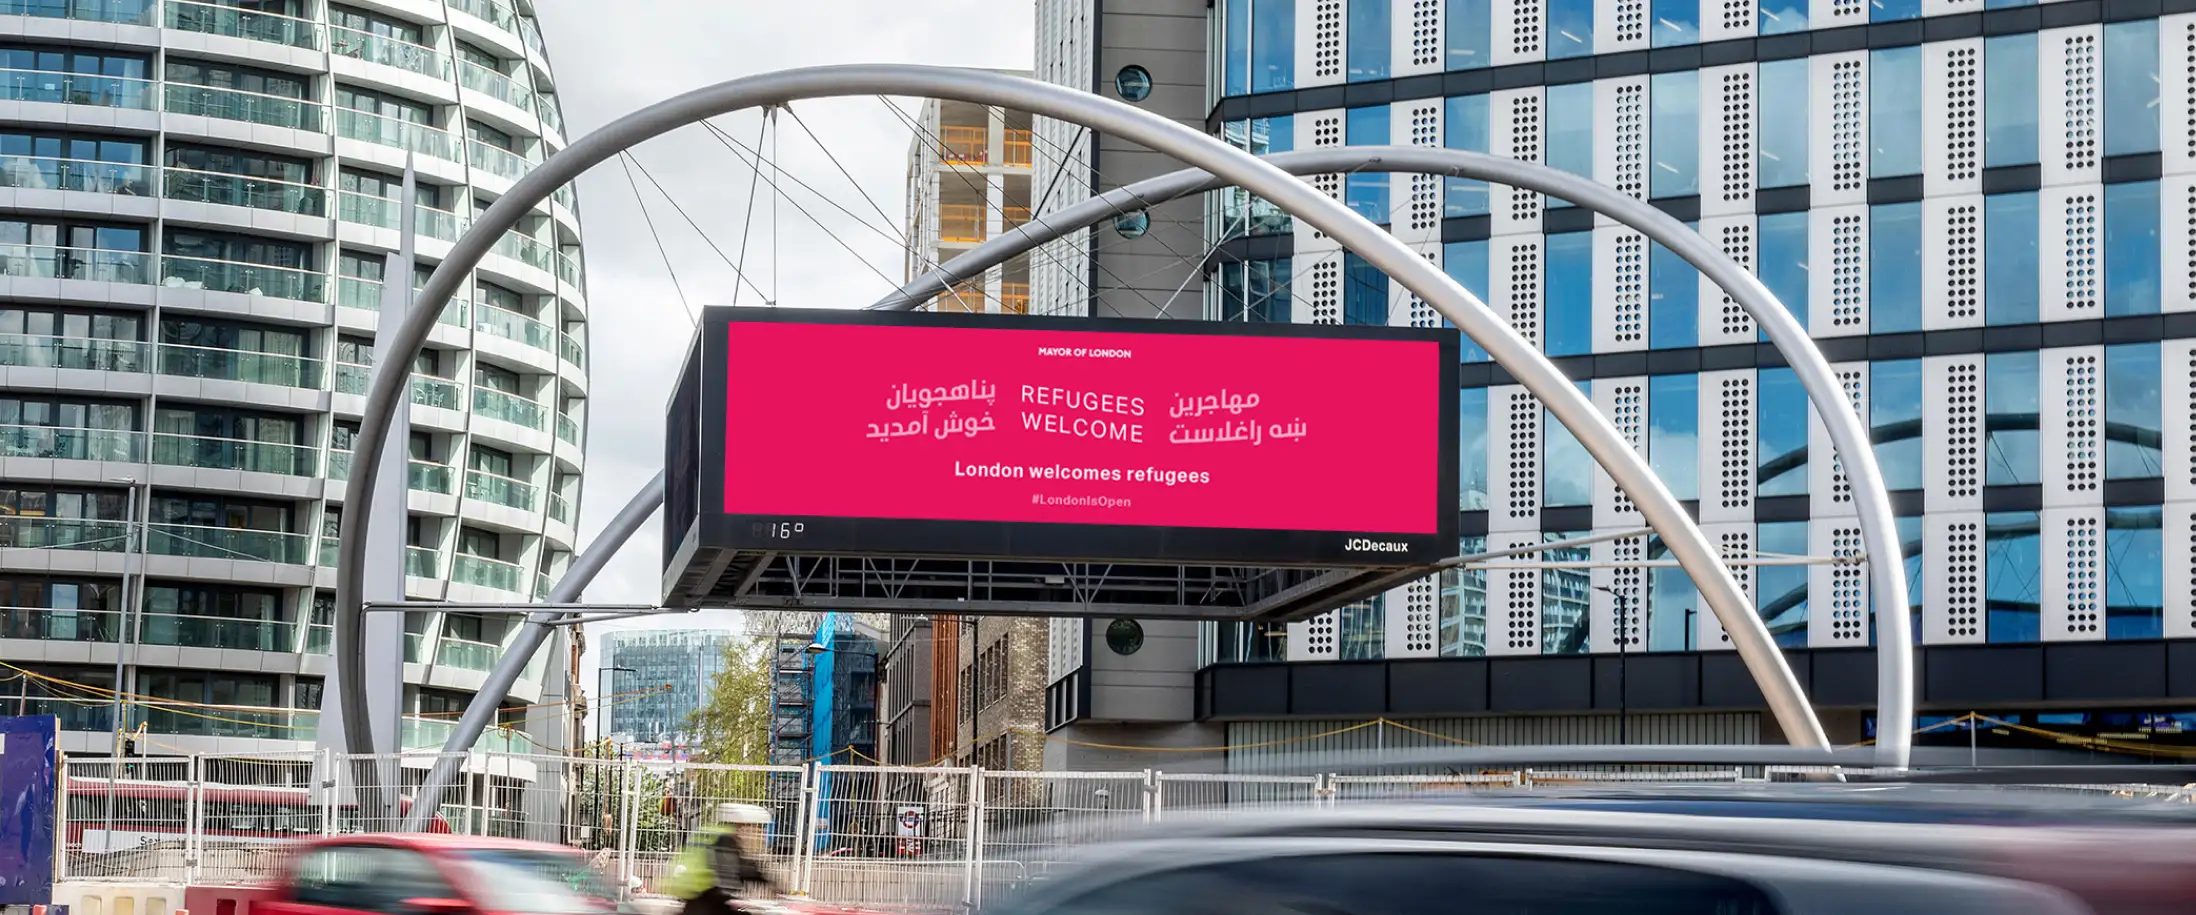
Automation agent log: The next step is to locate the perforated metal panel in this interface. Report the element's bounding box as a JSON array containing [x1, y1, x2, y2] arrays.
[[2164, 176, 2196, 314], [1817, 0, 1867, 29], [1924, 355, 1986, 513], [1926, 513, 1986, 644], [1700, 64, 1756, 217], [1296, 249, 1344, 324], [1698, 522, 1756, 649], [1383, 577, 1441, 658], [1809, 205, 1868, 336], [2170, 503, 2196, 638], [1294, 110, 1346, 251], [2169, 339, 2196, 505], [2041, 346, 2105, 507], [1493, 234, 1544, 348], [1923, 195, 1985, 329], [1300, 0, 1347, 88], [1388, 242, 1443, 328], [1288, 612, 1341, 660], [1592, 376, 1648, 528], [2042, 25, 2104, 187], [2040, 184, 2103, 321], [1494, 0, 1545, 65], [1597, 0, 1648, 55], [1699, 369, 1757, 524], [2042, 509, 2105, 641], [1595, 77, 1651, 220], [1592, 227, 1648, 352], [1924, 39, 1983, 197], [1702, 0, 1756, 42], [1807, 521, 1869, 647], [1489, 385, 1543, 533], [1492, 88, 1546, 236], [1396, 0, 1446, 77], [2166, 14, 2196, 177], [1589, 534, 1648, 655], [1810, 52, 1868, 206], [1922, 0, 1983, 20], [1048, 617, 1085, 684], [1808, 364, 1867, 518], [1696, 215, 1757, 346], [1394, 99, 1446, 246]]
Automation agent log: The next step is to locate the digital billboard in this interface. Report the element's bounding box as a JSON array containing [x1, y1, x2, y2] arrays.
[[678, 307, 1458, 567]]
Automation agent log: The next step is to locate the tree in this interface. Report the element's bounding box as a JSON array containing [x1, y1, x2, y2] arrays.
[[690, 635, 773, 766]]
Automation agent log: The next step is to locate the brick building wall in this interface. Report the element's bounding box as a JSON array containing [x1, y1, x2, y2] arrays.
[[930, 615, 1049, 771]]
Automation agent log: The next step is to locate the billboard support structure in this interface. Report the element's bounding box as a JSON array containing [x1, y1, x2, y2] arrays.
[[356, 66, 1857, 831]]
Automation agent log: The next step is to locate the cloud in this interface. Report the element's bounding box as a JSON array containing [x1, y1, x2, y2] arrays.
[[531, 0, 1033, 708]]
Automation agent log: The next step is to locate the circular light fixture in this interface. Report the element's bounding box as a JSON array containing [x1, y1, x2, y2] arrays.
[[1114, 210, 1150, 238], [1106, 619, 1144, 656], [1114, 65, 1153, 102]]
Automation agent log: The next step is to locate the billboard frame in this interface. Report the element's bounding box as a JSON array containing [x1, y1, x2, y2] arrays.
[[677, 305, 1461, 572]]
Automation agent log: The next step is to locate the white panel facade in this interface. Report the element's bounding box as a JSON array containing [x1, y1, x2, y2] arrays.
[[1485, 531, 1544, 655], [1595, 0, 1648, 54], [2040, 25, 2104, 188], [1923, 355, 1986, 513], [1922, 195, 1985, 329], [1492, 233, 1544, 349], [2171, 503, 2196, 638], [1490, 88, 1545, 236], [1697, 522, 1756, 650], [1701, 0, 1756, 43], [1286, 613, 1340, 661], [1492, 0, 1545, 65], [1293, 249, 1344, 324], [2167, 14, 2196, 177], [1808, 52, 1867, 207], [1806, 520, 1868, 648], [1298, 0, 1347, 88], [1388, 243, 1444, 328], [1591, 227, 1648, 353], [1922, 0, 1983, 21], [2169, 339, 2196, 504], [1700, 64, 1756, 217], [1925, 513, 1987, 644], [1393, 98, 1446, 246], [2040, 184, 2103, 321], [1594, 76, 1650, 231], [1814, 0, 1867, 29], [1293, 109, 1346, 252], [2166, 176, 2196, 314], [1489, 386, 1544, 533], [1588, 534, 1648, 655], [1922, 39, 1982, 197], [1395, 0, 1446, 77], [1807, 364, 1866, 518], [1696, 215, 1758, 346], [1698, 369, 1757, 524], [2042, 509, 2106, 641], [1808, 205, 1868, 336], [2040, 346, 2105, 508], [1383, 577, 1440, 658], [1591, 376, 1648, 528]]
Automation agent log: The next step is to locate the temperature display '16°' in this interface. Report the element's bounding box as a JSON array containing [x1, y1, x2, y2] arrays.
[[751, 521, 806, 540]]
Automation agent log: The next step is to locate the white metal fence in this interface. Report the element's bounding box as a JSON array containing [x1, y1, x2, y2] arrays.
[[56, 751, 2196, 911]]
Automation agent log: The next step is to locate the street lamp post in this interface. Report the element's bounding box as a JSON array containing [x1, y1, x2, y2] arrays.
[[597, 665, 634, 849], [1594, 586, 1632, 745]]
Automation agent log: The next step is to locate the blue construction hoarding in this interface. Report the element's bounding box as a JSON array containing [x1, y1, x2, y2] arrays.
[[0, 715, 58, 906]]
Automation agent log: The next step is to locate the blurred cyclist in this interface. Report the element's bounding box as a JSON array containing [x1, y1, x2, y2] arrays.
[[668, 803, 784, 915]]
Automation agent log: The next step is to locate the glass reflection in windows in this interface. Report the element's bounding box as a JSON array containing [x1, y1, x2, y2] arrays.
[[1545, 83, 1593, 208], [1342, 252, 1386, 326], [1544, 231, 1592, 357], [1544, 382, 1591, 509], [1224, 0, 1251, 96], [1212, 258, 1293, 323], [1448, 0, 1491, 70], [1650, 71, 1699, 199], [2103, 20, 2160, 157], [1759, 0, 1804, 35], [1984, 351, 2040, 487], [1871, 202, 1922, 334], [1873, 0, 1919, 22], [1444, 95, 1490, 218], [1346, 0, 1389, 82], [1985, 511, 2040, 641], [1251, 0, 1296, 92], [1984, 34, 2038, 168], [1757, 367, 1807, 498], [1758, 211, 1808, 332], [1873, 360, 1923, 492], [1757, 59, 1809, 187], [1653, 0, 1699, 46], [2104, 342, 2162, 481], [1647, 536, 1699, 651], [1757, 521, 1807, 648], [2104, 506, 2163, 640], [1441, 535, 1488, 656], [1445, 239, 1490, 362], [1985, 192, 2039, 325], [1548, 0, 1592, 58], [1541, 533, 1592, 654], [1344, 105, 1388, 223], [1218, 116, 1293, 238], [1882, 515, 1924, 647], [1871, 47, 1924, 178], [2104, 181, 2160, 317], [1338, 595, 1383, 659], [1460, 387, 1489, 510], [1650, 230, 1699, 349], [1648, 373, 1698, 501]]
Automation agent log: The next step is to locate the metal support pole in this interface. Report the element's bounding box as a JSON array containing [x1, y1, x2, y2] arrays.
[[99, 478, 140, 855], [617, 754, 640, 892], [794, 762, 819, 896], [961, 766, 984, 910]]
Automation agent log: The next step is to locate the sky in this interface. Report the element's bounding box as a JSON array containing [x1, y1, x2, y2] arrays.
[[531, 0, 1035, 714]]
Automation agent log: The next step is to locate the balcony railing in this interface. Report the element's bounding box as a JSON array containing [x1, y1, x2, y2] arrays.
[[165, 0, 319, 49], [449, 0, 517, 30], [537, 95, 565, 136], [163, 167, 325, 215], [434, 636, 498, 671], [151, 431, 316, 475], [407, 544, 438, 577], [334, 107, 463, 163], [0, 423, 139, 462], [452, 553, 522, 591], [465, 468, 536, 511], [492, 230, 555, 273], [0, 68, 154, 109], [555, 413, 578, 445], [474, 303, 554, 352], [0, 244, 150, 284], [558, 331, 584, 368], [158, 341, 323, 388], [164, 82, 323, 132], [999, 281, 1030, 314], [554, 249, 583, 289], [468, 140, 530, 181], [457, 60, 532, 112], [0, 0, 154, 25], [1003, 205, 1031, 229], [139, 610, 293, 652], [160, 254, 326, 303], [938, 203, 985, 243], [547, 490, 569, 524], [413, 374, 463, 410], [473, 386, 546, 430], [0, 333, 147, 372], [940, 125, 987, 165], [0, 155, 151, 196], [334, 361, 367, 395], [146, 521, 309, 564], [0, 516, 129, 551], [411, 460, 455, 494], [1004, 128, 1033, 167], [328, 25, 448, 79]]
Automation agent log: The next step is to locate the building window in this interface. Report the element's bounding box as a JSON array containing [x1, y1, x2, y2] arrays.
[[1984, 34, 2038, 168], [1547, 0, 1592, 59], [1757, 211, 1808, 331], [1870, 46, 1924, 178], [1756, 367, 1807, 498], [1652, 0, 1699, 46], [2104, 342, 2162, 481], [1224, 0, 1249, 96], [1543, 381, 1591, 508], [1114, 65, 1152, 102], [1544, 231, 1592, 357], [1346, 0, 1389, 82], [1440, 535, 1488, 656], [1648, 373, 1699, 501], [1984, 192, 2039, 326], [1649, 231, 1699, 349], [1252, 0, 1295, 92], [2104, 506, 2163, 640], [1650, 71, 1699, 199], [1448, 0, 1491, 70], [1444, 95, 1491, 218], [1460, 387, 1488, 510], [1344, 105, 1389, 221], [1338, 596, 1383, 659], [0, 46, 148, 80], [2102, 19, 2160, 157], [2104, 180, 2160, 317], [1219, 116, 1294, 238], [1647, 536, 1699, 651], [1540, 534, 1591, 653], [1545, 83, 1593, 205], [1759, 0, 1805, 35], [1342, 252, 1386, 325], [1213, 258, 1293, 323], [1873, 0, 1920, 22], [1984, 351, 2040, 487], [1756, 521, 1808, 647], [1870, 202, 1923, 334], [1445, 239, 1490, 363], [1872, 359, 1924, 492], [1756, 59, 1809, 188], [165, 59, 308, 99]]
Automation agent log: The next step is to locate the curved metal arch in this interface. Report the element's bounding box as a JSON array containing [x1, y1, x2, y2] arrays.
[[341, 66, 1830, 831], [869, 145, 1912, 769]]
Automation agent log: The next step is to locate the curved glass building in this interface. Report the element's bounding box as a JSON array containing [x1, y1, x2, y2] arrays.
[[0, 0, 588, 764]]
